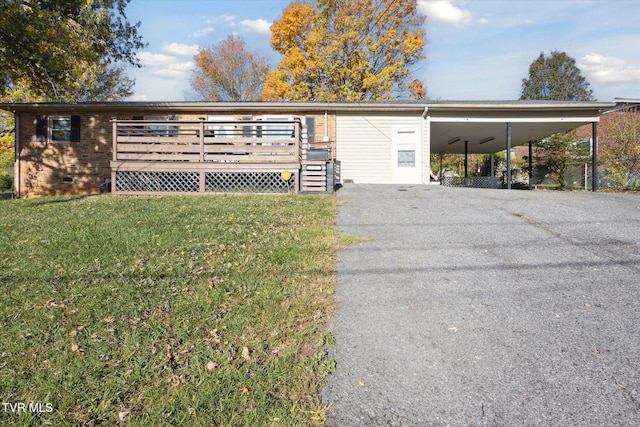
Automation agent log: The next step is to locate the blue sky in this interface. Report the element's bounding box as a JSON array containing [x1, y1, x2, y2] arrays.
[[124, 0, 640, 102]]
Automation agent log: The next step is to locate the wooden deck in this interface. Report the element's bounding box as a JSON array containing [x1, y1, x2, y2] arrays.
[[110, 118, 318, 194]]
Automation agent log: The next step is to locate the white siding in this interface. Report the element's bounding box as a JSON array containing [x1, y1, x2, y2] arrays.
[[336, 112, 425, 184]]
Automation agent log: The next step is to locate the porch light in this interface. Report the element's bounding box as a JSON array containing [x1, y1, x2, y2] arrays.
[[479, 137, 495, 144], [448, 137, 461, 145]]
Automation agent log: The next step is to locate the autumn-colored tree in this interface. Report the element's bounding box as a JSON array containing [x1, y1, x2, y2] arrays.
[[264, 0, 427, 101], [191, 35, 270, 101], [0, 83, 46, 186], [409, 79, 427, 100], [0, 111, 15, 190], [0, 0, 144, 101], [0, 118, 13, 168], [599, 110, 640, 187]]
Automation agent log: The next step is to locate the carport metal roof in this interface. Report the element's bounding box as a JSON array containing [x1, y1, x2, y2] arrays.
[[424, 101, 614, 154]]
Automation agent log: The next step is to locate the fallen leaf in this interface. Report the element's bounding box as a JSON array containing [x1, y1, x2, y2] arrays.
[[118, 409, 130, 421], [585, 303, 592, 308], [71, 343, 79, 352], [357, 379, 365, 386], [241, 346, 251, 361], [206, 361, 217, 371], [104, 315, 114, 323]]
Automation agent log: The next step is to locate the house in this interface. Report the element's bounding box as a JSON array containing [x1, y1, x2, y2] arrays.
[[0, 100, 614, 198]]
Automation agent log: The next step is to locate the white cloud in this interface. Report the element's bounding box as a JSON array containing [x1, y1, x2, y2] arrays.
[[206, 13, 235, 25], [240, 18, 272, 35], [163, 43, 200, 57], [154, 62, 196, 80], [419, 0, 472, 25], [192, 27, 214, 38], [579, 52, 640, 85], [137, 52, 176, 67]]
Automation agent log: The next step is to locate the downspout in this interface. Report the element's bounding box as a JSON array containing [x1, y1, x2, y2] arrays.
[[14, 113, 20, 198], [323, 110, 329, 142], [422, 107, 428, 183]]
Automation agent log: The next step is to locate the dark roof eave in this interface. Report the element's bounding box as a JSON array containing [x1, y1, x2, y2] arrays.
[[0, 100, 616, 114]]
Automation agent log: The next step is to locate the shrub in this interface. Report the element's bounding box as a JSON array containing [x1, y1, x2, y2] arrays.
[[0, 174, 13, 191]]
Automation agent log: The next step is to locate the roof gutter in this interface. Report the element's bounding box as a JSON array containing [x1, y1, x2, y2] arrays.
[[0, 101, 430, 114]]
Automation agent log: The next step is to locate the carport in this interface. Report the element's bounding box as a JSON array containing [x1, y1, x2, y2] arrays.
[[424, 101, 615, 190]]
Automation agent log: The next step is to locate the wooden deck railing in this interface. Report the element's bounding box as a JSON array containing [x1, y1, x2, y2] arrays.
[[110, 119, 304, 194], [112, 119, 302, 164]]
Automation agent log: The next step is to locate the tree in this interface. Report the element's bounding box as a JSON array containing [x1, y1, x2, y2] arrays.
[[599, 110, 640, 188], [264, 0, 427, 101], [532, 129, 587, 189], [520, 50, 593, 101], [64, 62, 135, 102], [190, 35, 270, 101], [520, 50, 594, 187], [0, 0, 144, 101]]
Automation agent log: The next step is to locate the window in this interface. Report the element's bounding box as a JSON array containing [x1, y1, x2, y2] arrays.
[[145, 115, 178, 137], [306, 116, 316, 142], [36, 115, 81, 143], [397, 150, 416, 167], [260, 116, 295, 139], [207, 115, 235, 138], [51, 117, 71, 142], [241, 116, 254, 137]]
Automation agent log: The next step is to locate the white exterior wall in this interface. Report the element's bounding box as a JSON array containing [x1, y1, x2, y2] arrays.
[[336, 112, 429, 184]]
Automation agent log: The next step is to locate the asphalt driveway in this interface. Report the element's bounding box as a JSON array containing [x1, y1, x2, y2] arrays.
[[322, 184, 640, 426]]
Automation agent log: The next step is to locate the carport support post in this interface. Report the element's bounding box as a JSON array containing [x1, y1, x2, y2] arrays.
[[528, 141, 533, 190], [506, 122, 512, 190], [491, 154, 495, 188], [464, 140, 469, 186], [592, 122, 598, 192]]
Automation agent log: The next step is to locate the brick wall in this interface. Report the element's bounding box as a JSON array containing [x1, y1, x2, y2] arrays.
[[18, 112, 115, 197], [16, 109, 336, 197]]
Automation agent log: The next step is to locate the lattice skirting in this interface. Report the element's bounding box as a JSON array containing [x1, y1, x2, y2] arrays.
[[116, 171, 199, 192], [205, 172, 295, 193], [441, 176, 501, 189], [115, 170, 296, 194]]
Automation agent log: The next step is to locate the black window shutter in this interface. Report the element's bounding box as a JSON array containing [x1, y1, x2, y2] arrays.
[[70, 115, 81, 142], [36, 115, 47, 142]]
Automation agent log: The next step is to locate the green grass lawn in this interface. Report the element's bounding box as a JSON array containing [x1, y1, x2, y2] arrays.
[[0, 193, 337, 426]]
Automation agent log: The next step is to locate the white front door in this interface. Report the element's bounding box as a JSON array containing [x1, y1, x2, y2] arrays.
[[391, 126, 422, 184]]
